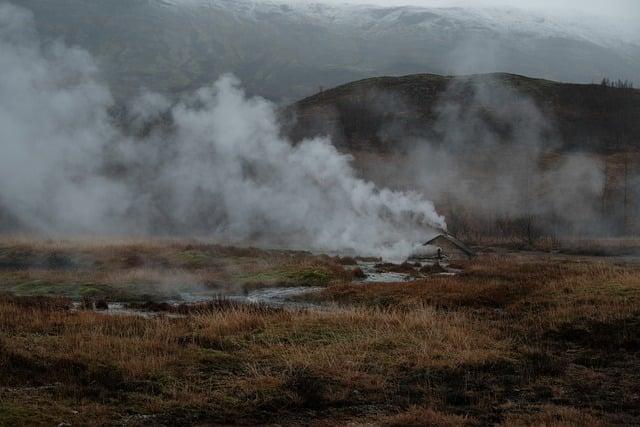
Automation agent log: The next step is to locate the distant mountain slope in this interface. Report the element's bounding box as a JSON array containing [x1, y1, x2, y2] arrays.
[[285, 73, 640, 153], [13, 0, 640, 102]]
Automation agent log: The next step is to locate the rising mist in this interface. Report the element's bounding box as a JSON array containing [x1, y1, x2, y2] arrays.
[[0, 2, 444, 259]]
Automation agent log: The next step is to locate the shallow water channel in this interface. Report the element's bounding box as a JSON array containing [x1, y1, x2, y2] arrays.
[[79, 260, 457, 317], [76, 286, 326, 317], [355, 261, 414, 283]]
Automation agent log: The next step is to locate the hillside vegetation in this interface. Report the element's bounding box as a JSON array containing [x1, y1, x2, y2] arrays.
[[284, 73, 640, 240], [286, 73, 640, 154]]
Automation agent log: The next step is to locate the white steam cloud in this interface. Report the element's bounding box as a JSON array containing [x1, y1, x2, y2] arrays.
[[0, 2, 444, 259], [375, 77, 606, 238]]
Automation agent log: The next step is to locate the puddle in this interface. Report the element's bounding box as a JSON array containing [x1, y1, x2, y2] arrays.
[[69, 260, 464, 318], [104, 302, 185, 318], [353, 260, 461, 283], [355, 261, 414, 283], [72, 301, 183, 318], [229, 286, 324, 310], [73, 286, 325, 317]]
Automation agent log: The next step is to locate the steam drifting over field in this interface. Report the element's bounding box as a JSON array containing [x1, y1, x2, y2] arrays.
[[0, 2, 444, 259], [404, 78, 606, 236]]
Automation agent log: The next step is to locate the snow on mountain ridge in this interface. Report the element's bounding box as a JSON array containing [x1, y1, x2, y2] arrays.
[[163, 0, 639, 48]]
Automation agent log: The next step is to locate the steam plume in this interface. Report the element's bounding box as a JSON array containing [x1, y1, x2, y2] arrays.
[[399, 77, 605, 237], [0, 2, 444, 259]]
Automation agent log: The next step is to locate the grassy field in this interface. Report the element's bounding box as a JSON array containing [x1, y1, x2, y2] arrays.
[[0, 238, 352, 302], [1, 239, 640, 425]]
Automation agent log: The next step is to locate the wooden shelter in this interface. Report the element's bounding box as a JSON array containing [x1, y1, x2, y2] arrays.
[[424, 234, 475, 261]]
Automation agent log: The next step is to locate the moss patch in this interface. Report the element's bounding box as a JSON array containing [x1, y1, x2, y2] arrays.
[[238, 268, 332, 288], [10, 280, 180, 302]]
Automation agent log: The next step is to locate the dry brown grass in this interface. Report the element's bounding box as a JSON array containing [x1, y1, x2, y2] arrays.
[[380, 406, 472, 426], [1, 242, 640, 425], [501, 405, 606, 427], [0, 294, 505, 425], [555, 237, 640, 256]]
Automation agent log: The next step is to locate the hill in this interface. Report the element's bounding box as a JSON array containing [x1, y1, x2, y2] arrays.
[[285, 73, 640, 154], [284, 73, 640, 238]]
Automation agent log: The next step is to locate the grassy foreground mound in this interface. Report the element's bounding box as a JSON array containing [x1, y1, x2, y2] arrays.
[[0, 238, 352, 302], [1, 240, 640, 425]]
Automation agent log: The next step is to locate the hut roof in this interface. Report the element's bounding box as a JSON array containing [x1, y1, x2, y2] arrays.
[[425, 233, 475, 257]]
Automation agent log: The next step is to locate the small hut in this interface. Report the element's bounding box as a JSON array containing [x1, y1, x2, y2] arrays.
[[423, 234, 475, 261]]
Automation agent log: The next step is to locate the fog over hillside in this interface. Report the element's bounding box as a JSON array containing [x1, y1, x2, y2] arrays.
[[12, 0, 640, 102], [286, 72, 640, 239]]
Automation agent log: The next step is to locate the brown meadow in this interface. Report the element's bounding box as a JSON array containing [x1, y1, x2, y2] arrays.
[[0, 240, 639, 425]]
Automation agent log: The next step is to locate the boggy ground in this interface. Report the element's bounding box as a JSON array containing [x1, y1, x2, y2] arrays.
[[1, 239, 640, 425], [0, 237, 353, 302]]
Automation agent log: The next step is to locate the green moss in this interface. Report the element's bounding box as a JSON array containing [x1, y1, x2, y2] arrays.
[[238, 268, 333, 288], [12, 280, 78, 297], [10, 281, 180, 302], [295, 270, 331, 285], [173, 250, 211, 268], [11, 281, 123, 300]]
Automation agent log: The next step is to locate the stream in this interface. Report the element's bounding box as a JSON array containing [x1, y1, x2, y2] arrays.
[[227, 286, 325, 310], [77, 261, 458, 317], [355, 261, 414, 283], [76, 286, 326, 317]]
